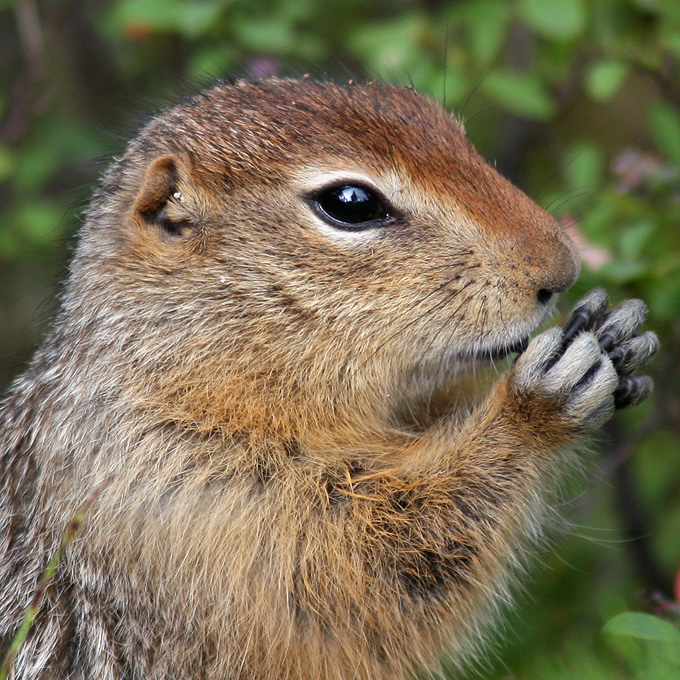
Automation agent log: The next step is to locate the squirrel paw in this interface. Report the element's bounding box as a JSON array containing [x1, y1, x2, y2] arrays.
[[510, 288, 658, 433]]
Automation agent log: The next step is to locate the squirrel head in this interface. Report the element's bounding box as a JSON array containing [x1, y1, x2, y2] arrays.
[[67, 78, 580, 444]]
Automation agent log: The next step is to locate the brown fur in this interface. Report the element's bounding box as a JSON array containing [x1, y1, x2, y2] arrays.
[[0, 78, 653, 679]]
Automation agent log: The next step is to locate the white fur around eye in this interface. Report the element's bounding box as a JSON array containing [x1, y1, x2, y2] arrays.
[[307, 217, 384, 242], [296, 170, 399, 242], [296, 169, 384, 194]]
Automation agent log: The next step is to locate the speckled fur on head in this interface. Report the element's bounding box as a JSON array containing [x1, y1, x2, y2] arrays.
[[0, 78, 656, 679]]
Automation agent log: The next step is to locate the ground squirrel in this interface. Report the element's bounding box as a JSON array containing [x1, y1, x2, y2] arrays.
[[0, 78, 658, 680]]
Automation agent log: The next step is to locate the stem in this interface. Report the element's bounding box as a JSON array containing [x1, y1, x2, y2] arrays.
[[0, 475, 114, 680]]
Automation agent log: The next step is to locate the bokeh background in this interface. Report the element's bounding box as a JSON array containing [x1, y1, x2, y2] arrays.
[[1, 0, 679, 677]]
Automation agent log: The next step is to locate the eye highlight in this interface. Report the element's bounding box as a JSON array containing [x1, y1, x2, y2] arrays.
[[312, 184, 391, 229]]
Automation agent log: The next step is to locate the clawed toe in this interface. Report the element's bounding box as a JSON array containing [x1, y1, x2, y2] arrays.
[[595, 299, 648, 352], [608, 332, 659, 376], [562, 288, 609, 346], [614, 375, 653, 409]]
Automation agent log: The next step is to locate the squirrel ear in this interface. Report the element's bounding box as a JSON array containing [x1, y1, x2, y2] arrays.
[[133, 155, 195, 238]]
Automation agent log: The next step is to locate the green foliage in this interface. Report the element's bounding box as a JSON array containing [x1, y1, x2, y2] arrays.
[[480, 68, 557, 120], [1, 1, 680, 679], [603, 612, 680, 642], [106, 0, 226, 38], [603, 612, 680, 679], [649, 102, 680, 165], [585, 59, 630, 101], [518, 0, 588, 41]]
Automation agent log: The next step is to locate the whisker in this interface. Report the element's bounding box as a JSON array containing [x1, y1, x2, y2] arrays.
[[546, 189, 591, 216], [410, 282, 484, 386], [358, 277, 476, 369]]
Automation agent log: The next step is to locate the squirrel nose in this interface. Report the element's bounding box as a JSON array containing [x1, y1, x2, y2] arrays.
[[533, 236, 582, 304], [536, 288, 555, 305]]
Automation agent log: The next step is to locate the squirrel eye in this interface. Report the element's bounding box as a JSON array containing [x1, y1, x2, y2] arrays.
[[313, 184, 389, 228]]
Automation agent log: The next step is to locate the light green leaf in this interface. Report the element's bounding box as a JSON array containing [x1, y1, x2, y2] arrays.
[[481, 69, 556, 120], [585, 60, 630, 101], [649, 102, 680, 165], [603, 613, 680, 642], [518, 0, 587, 40], [234, 18, 295, 54], [16, 202, 64, 247], [348, 13, 428, 73]]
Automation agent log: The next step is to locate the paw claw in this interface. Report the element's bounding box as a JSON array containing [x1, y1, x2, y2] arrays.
[[562, 288, 609, 345], [598, 332, 616, 353], [614, 375, 653, 409], [610, 332, 659, 376], [595, 299, 648, 347]]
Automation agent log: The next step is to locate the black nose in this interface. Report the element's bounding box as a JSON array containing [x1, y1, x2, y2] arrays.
[[537, 289, 554, 305]]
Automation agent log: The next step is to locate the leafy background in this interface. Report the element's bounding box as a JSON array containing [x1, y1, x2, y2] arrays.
[[1, 0, 679, 678]]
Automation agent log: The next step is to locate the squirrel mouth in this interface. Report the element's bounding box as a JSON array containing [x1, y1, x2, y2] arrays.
[[484, 335, 531, 362]]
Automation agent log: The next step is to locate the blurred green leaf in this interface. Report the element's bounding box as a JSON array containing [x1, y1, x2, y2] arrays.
[[453, 0, 510, 65], [601, 258, 648, 282], [188, 44, 236, 78], [603, 613, 680, 642], [348, 13, 428, 74], [108, 0, 225, 38], [564, 141, 605, 196], [481, 69, 556, 120], [649, 102, 680, 165], [518, 0, 587, 40], [13, 117, 105, 196], [618, 219, 654, 260], [233, 16, 296, 54], [585, 59, 630, 101], [14, 202, 64, 248]]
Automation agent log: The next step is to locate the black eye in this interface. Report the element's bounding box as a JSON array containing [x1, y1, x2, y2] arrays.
[[313, 184, 389, 229]]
